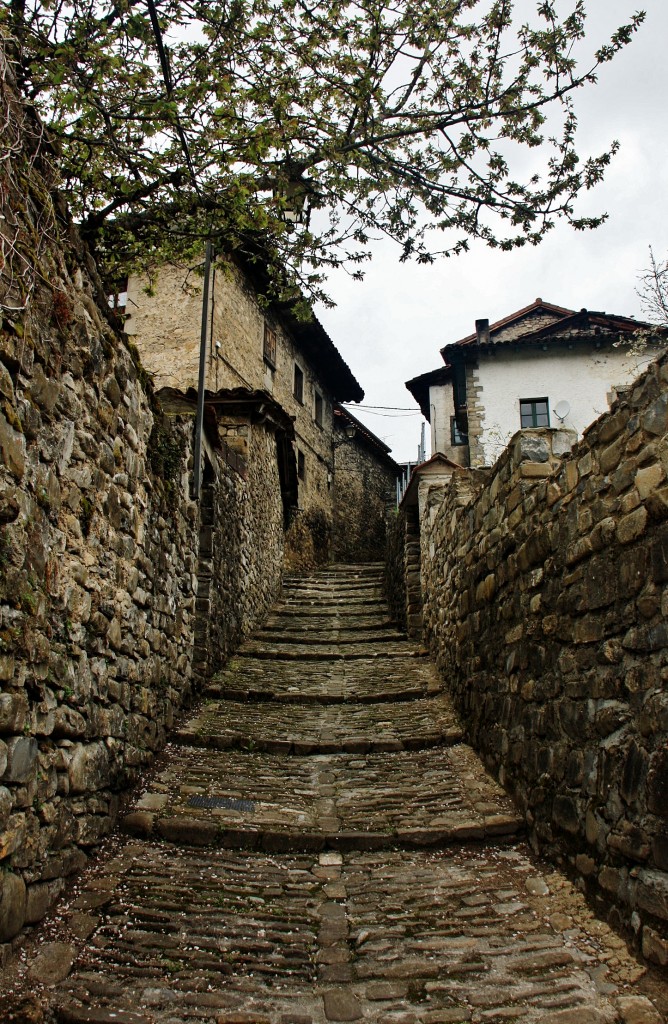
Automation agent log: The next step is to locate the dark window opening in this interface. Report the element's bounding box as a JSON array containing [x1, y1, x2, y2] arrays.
[[520, 398, 550, 428], [453, 360, 467, 410], [450, 416, 468, 446], [314, 391, 323, 427], [294, 364, 304, 403], [263, 324, 277, 367], [297, 449, 305, 481]]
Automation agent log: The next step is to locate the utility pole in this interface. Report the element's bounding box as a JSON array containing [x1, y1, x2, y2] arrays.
[[192, 238, 213, 499]]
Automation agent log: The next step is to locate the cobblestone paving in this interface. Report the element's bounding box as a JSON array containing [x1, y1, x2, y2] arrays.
[[3, 565, 665, 1024]]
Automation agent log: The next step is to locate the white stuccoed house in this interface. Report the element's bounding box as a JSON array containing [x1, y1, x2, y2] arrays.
[[406, 298, 664, 469]]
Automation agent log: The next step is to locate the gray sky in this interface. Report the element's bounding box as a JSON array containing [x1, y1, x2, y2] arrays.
[[315, 1, 668, 463]]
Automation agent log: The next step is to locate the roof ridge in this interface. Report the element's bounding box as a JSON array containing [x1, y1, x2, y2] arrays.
[[441, 298, 576, 354]]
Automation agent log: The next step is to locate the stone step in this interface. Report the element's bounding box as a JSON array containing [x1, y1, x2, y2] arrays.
[[277, 600, 388, 614], [261, 616, 398, 633], [266, 606, 391, 622], [206, 654, 442, 704], [122, 745, 524, 852], [252, 628, 407, 646], [174, 692, 464, 755], [281, 579, 383, 590], [282, 585, 383, 593], [239, 639, 424, 661]]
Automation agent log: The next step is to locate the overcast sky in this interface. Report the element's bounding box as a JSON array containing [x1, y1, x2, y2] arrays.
[[315, 1, 668, 463]]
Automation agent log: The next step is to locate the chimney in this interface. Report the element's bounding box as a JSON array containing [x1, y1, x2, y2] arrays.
[[475, 318, 490, 345]]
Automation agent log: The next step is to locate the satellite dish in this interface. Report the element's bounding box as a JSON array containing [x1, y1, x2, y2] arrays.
[[554, 400, 571, 423]]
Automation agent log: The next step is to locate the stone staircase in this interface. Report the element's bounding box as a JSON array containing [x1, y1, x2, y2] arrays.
[[3, 566, 661, 1024]]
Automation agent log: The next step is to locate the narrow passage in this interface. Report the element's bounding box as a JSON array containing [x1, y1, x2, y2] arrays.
[[4, 566, 663, 1024]]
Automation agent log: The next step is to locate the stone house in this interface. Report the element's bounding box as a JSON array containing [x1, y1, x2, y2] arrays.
[[406, 298, 663, 468], [123, 251, 396, 565], [331, 404, 400, 562]]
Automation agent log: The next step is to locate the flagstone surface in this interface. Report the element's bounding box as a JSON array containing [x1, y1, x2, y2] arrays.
[[2, 565, 664, 1024]]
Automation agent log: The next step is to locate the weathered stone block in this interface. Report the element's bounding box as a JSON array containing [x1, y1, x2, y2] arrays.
[[652, 833, 668, 871], [616, 995, 664, 1024], [3, 737, 38, 783], [636, 462, 665, 500], [52, 706, 87, 739], [0, 410, 26, 478], [600, 435, 626, 475], [620, 741, 648, 806], [616, 506, 648, 545], [520, 462, 553, 479], [598, 864, 628, 901], [623, 622, 668, 653], [636, 869, 668, 921], [28, 940, 76, 985], [552, 430, 577, 457], [0, 786, 11, 832], [25, 879, 64, 924], [514, 433, 550, 464], [0, 811, 27, 858], [551, 795, 580, 835], [67, 742, 111, 795], [642, 925, 668, 966], [647, 750, 668, 818], [0, 868, 26, 942], [641, 393, 668, 436], [29, 365, 60, 413], [608, 823, 650, 862]]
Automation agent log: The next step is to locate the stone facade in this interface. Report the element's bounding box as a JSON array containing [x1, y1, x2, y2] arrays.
[[126, 261, 361, 569], [0, 52, 283, 945], [411, 354, 668, 965], [332, 412, 398, 563], [384, 512, 407, 632], [204, 422, 284, 675]]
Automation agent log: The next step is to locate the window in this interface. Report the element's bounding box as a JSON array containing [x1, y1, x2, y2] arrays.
[[293, 363, 304, 403], [297, 449, 305, 481], [520, 398, 550, 428], [452, 360, 467, 410], [314, 391, 324, 427], [263, 323, 277, 368], [450, 416, 468, 446]]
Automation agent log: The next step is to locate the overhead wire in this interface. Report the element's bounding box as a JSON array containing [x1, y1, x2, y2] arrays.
[[341, 403, 422, 417]]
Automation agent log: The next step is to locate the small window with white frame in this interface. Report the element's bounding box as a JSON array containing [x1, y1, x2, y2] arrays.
[[520, 397, 550, 428]]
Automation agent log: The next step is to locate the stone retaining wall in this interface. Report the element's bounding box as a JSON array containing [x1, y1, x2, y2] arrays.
[[385, 512, 407, 632], [417, 354, 668, 966], [206, 424, 283, 675], [0, 48, 283, 947]]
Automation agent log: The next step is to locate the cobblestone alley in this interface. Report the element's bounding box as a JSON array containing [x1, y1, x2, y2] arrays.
[[3, 566, 665, 1024]]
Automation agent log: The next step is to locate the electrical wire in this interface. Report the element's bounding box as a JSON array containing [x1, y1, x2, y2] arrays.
[[341, 402, 423, 412]]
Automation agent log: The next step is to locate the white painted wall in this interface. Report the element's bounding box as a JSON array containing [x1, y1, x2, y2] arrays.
[[428, 382, 469, 464], [429, 384, 454, 454], [473, 345, 657, 466], [426, 344, 661, 467]]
